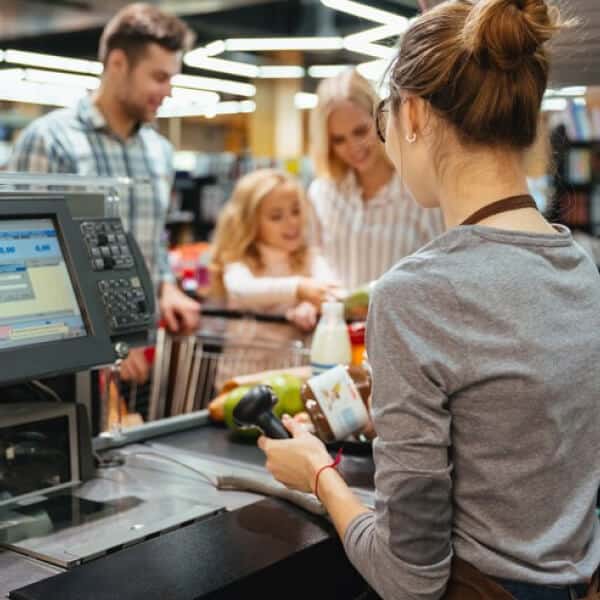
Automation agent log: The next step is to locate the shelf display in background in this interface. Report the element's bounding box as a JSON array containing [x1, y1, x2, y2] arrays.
[[562, 191, 590, 227], [591, 187, 600, 236], [567, 148, 592, 184]]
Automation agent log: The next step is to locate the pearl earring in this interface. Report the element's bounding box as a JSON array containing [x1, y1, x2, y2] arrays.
[[406, 132, 417, 144]]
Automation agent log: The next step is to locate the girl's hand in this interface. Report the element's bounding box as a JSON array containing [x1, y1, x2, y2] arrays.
[[286, 301, 318, 331], [258, 415, 332, 494], [297, 278, 340, 307]]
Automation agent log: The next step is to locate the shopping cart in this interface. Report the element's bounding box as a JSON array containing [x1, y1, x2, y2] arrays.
[[148, 309, 310, 420]]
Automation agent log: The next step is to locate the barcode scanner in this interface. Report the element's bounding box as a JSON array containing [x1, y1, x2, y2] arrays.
[[233, 385, 291, 439]]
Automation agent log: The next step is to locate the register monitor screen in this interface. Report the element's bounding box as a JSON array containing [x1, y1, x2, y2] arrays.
[[0, 197, 115, 385], [0, 218, 87, 350]]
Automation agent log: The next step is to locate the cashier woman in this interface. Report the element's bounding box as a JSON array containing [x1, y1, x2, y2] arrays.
[[260, 1, 600, 599], [8, 4, 201, 383]]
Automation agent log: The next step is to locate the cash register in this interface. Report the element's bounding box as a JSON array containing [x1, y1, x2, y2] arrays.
[[0, 186, 220, 569]]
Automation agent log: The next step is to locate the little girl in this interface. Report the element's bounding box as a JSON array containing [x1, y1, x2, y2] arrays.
[[210, 169, 338, 331]]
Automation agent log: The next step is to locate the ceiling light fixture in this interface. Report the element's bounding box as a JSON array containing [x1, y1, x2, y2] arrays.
[[4, 49, 103, 75], [0, 81, 83, 108], [321, 0, 407, 25], [541, 98, 568, 112], [258, 66, 305, 78], [345, 41, 395, 60], [294, 92, 318, 110], [24, 69, 100, 90], [345, 22, 408, 45], [356, 58, 391, 81], [222, 37, 344, 52], [204, 40, 227, 56], [169, 88, 220, 103], [158, 99, 255, 119], [307, 65, 351, 78], [184, 51, 260, 78], [172, 74, 256, 97]]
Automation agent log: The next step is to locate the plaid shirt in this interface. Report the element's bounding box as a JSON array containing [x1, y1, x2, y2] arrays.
[[8, 95, 175, 285]]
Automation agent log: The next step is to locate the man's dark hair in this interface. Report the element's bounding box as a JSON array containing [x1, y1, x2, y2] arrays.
[[98, 2, 195, 66]]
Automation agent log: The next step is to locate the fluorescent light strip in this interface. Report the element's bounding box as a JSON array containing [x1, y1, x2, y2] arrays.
[[214, 100, 256, 115], [307, 64, 351, 78], [343, 22, 406, 59], [223, 37, 344, 52], [172, 73, 256, 97], [321, 0, 406, 25], [0, 80, 85, 107], [0, 68, 25, 82], [184, 50, 260, 78], [541, 98, 568, 112], [158, 100, 255, 119], [258, 65, 305, 78], [4, 49, 103, 75], [169, 87, 220, 103], [24, 68, 100, 90], [294, 92, 318, 110], [356, 58, 391, 81], [344, 22, 407, 46], [344, 40, 396, 59], [204, 40, 226, 56]]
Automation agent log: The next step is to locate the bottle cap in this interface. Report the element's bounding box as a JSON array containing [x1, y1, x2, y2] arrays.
[[348, 322, 366, 345], [321, 301, 344, 319]]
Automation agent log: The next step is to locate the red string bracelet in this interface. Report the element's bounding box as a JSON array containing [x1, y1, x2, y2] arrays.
[[314, 447, 343, 501]]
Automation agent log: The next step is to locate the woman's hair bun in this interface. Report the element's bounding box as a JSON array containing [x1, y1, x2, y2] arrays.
[[462, 0, 561, 72]]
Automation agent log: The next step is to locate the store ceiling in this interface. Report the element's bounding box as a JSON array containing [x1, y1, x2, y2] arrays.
[[0, 0, 597, 87]]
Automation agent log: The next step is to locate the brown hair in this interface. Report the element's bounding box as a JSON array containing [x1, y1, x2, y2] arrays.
[[389, 0, 566, 149], [98, 3, 195, 66]]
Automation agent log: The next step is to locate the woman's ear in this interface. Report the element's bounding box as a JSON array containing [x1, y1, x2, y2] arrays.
[[400, 96, 421, 141]]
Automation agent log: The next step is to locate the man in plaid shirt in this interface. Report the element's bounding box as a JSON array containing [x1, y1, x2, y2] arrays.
[[8, 3, 201, 383]]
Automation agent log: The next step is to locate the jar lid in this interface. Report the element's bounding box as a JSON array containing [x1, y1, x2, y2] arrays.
[[348, 322, 366, 344]]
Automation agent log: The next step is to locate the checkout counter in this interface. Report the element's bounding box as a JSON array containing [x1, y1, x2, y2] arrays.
[[0, 176, 375, 599]]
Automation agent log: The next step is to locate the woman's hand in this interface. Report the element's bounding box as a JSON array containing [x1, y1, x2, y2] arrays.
[[258, 415, 332, 494], [297, 278, 340, 308], [286, 301, 318, 331]]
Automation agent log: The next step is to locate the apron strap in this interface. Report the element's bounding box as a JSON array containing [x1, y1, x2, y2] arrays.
[[460, 194, 537, 226]]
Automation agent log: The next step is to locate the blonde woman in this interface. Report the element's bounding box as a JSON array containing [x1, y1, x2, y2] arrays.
[[308, 69, 444, 290], [210, 169, 338, 331]]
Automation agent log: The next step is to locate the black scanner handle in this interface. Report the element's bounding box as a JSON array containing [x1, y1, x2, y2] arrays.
[[256, 412, 291, 440], [233, 385, 292, 439]]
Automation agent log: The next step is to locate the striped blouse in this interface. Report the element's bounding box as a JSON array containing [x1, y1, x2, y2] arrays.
[[308, 171, 445, 290]]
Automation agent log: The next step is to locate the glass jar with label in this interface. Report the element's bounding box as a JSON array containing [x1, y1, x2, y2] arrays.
[[301, 363, 372, 442]]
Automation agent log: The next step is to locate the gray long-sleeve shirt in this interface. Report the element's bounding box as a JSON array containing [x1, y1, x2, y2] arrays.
[[345, 225, 600, 600]]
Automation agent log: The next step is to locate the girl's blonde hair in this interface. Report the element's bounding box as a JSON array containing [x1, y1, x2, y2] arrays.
[[310, 69, 392, 182], [209, 168, 311, 298]]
